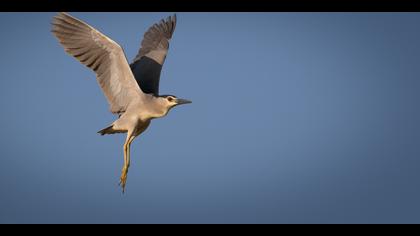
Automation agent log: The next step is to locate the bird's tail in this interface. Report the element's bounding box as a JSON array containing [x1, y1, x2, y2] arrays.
[[97, 125, 115, 135]]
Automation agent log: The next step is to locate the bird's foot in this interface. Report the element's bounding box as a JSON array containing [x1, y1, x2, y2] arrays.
[[118, 167, 128, 193]]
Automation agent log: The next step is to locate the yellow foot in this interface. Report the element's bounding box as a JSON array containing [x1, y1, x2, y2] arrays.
[[118, 167, 128, 193]]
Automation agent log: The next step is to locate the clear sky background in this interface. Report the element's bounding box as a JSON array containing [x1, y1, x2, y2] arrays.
[[0, 13, 420, 223]]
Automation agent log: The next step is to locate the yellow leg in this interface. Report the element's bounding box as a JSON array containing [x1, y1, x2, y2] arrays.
[[119, 134, 137, 193], [119, 134, 131, 193], [127, 135, 136, 168]]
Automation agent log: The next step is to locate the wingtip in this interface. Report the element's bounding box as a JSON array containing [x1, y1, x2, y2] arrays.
[[55, 12, 66, 18], [55, 12, 76, 21], [166, 13, 176, 23], [52, 12, 68, 23], [171, 13, 177, 33]]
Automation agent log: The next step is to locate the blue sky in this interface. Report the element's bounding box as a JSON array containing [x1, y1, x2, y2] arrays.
[[0, 13, 420, 223]]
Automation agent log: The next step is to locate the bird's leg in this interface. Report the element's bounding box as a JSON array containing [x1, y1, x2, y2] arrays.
[[119, 133, 132, 193], [127, 135, 136, 168]]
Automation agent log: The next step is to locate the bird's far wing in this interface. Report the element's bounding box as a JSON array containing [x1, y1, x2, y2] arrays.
[[52, 12, 145, 114], [130, 14, 177, 96]]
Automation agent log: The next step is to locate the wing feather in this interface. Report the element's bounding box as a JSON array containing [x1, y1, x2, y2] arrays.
[[51, 12, 144, 114], [132, 14, 177, 65], [129, 14, 177, 96]]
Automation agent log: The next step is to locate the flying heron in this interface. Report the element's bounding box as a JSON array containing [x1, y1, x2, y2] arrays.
[[51, 12, 191, 192]]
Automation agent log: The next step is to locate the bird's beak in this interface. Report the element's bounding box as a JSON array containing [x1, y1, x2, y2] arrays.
[[176, 98, 192, 105]]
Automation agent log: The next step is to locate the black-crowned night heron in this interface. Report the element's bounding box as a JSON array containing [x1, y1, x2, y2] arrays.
[[51, 12, 191, 193]]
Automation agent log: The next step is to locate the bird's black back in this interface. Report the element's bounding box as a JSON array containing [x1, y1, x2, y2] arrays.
[[130, 56, 163, 96]]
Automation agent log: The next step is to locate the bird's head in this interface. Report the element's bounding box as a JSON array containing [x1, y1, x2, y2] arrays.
[[156, 94, 192, 115]]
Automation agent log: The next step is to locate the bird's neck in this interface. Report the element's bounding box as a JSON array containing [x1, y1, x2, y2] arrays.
[[145, 95, 170, 119]]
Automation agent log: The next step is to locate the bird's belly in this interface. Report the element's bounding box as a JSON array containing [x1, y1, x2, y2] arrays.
[[113, 112, 151, 132]]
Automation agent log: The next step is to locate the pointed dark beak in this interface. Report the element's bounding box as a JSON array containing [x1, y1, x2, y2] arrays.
[[176, 98, 192, 105]]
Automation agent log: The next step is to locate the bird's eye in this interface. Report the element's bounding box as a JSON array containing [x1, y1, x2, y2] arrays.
[[167, 97, 173, 102]]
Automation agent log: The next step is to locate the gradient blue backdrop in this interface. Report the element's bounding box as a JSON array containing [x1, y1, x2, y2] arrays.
[[0, 13, 419, 223]]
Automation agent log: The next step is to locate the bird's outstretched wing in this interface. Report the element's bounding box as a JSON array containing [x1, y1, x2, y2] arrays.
[[51, 12, 144, 114], [130, 14, 177, 96]]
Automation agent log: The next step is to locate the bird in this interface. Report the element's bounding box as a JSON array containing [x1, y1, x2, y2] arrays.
[[51, 12, 191, 193]]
